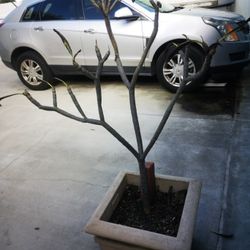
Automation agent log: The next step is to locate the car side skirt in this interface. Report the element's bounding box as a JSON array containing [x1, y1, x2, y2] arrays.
[[50, 65, 152, 76]]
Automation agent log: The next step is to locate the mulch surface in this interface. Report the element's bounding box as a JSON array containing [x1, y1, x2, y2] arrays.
[[109, 185, 187, 236]]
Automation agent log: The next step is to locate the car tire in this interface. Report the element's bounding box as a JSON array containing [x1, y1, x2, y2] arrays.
[[156, 44, 206, 92], [16, 51, 53, 90]]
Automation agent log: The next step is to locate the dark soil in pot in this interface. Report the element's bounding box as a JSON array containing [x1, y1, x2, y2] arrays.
[[109, 185, 187, 236]]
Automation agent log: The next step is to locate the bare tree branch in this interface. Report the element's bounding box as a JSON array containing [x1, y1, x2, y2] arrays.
[[94, 41, 108, 121], [20, 89, 139, 159], [54, 78, 87, 119], [142, 17, 250, 160], [219, 18, 250, 42], [92, 0, 161, 211], [0, 93, 23, 102], [102, 121, 139, 158], [143, 45, 191, 160], [54, 29, 96, 80], [131, 0, 160, 88], [110, 0, 119, 11], [23, 90, 89, 123], [95, 1, 131, 88], [90, 0, 100, 9], [2, 0, 248, 212], [54, 29, 108, 121]]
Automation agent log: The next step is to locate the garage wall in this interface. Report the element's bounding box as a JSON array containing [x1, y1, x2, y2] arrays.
[[168, 0, 249, 19], [0, 0, 23, 19], [233, 0, 250, 18], [218, 0, 235, 6], [168, 0, 235, 7], [0, 3, 15, 19], [168, 0, 218, 8]]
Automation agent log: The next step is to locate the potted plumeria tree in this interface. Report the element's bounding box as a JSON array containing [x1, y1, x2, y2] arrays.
[[1, 0, 249, 249]]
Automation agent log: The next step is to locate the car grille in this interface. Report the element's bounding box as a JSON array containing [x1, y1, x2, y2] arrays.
[[229, 51, 247, 61]]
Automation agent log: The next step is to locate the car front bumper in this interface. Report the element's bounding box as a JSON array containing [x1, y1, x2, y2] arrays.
[[210, 38, 250, 70]]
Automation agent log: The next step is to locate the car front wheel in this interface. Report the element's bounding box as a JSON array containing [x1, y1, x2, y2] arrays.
[[16, 51, 53, 90], [156, 44, 206, 92]]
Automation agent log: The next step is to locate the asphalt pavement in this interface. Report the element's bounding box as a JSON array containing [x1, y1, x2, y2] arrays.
[[0, 60, 249, 250]]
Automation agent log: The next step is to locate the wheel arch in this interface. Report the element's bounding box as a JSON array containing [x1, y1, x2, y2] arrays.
[[11, 47, 47, 70], [12, 47, 54, 90], [151, 39, 205, 75]]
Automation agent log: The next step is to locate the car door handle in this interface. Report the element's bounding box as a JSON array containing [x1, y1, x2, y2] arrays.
[[34, 26, 44, 31], [84, 28, 95, 34]]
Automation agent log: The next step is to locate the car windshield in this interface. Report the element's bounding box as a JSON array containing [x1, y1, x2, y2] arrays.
[[134, 0, 175, 13]]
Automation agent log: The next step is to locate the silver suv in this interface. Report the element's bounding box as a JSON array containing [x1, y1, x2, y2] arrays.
[[0, 0, 249, 91]]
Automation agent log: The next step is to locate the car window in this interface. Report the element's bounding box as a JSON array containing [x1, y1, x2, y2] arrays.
[[82, 0, 134, 20], [21, 2, 41, 22], [40, 0, 82, 21]]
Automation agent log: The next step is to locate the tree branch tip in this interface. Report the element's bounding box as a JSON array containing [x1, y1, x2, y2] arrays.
[[156, 1, 162, 8], [199, 36, 208, 48], [0, 93, 24, 103], [23, 89, 31, 97], [73, 49, 81, 59], [54, 77, 69, 88], [149, 0, 160, 9], [182, 34, 189, 40], [38, 77, 53, 88], [172, 42, 178, 48], [182, 34, 201, 46]]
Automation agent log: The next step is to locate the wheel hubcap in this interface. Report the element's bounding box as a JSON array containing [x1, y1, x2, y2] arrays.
[[20, 59, 43, 86], [163, 51, 196, 87]]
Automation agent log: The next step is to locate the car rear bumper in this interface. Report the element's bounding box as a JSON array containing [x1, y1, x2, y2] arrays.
[[1, 59, 13, 70]]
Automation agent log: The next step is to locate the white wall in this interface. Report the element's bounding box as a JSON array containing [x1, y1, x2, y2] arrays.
[[233, 0, 250, 18], [0, 0, 22, 19], [166, 0, 249, 19], [168, 0, 235, 7], [218, 0, 234, 6], [168, 0, 218, 7], [0, 3, 15, 19]]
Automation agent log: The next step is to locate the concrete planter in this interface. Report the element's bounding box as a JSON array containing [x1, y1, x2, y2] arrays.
[[85, 171, 201, 250]]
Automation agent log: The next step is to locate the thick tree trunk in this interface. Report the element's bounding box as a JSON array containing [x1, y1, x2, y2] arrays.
[[138, 159, 151, 214]]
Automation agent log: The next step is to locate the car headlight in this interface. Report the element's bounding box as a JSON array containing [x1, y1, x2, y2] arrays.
[[203, 17, 239, 42]]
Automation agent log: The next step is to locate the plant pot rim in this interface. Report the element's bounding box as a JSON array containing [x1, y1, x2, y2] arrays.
[[85, 171, 201, 250]]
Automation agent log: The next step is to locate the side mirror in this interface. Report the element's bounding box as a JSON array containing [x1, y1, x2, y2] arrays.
[[114, 7, 139, 21]]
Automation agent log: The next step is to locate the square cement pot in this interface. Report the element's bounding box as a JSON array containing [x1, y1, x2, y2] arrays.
[[85, 171, 201, 250]]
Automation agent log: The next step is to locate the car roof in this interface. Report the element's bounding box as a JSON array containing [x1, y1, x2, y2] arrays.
[[4, 0, 155, 22]]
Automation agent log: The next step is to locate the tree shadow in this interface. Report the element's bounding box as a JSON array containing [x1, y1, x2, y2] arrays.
[[55, 75, 240, 117], [177, 82, 240, 117]]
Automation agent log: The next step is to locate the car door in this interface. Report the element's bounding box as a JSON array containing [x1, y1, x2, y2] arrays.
[[81, 0, 145, 72], [29, 0, 85, 66]]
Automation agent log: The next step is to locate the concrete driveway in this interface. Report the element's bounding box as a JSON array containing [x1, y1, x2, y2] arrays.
[[0, 60, 250, 250]]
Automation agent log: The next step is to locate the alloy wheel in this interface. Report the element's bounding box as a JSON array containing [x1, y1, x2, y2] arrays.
[[20, 59, 44, 86], [163, 51, 196, 87]]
